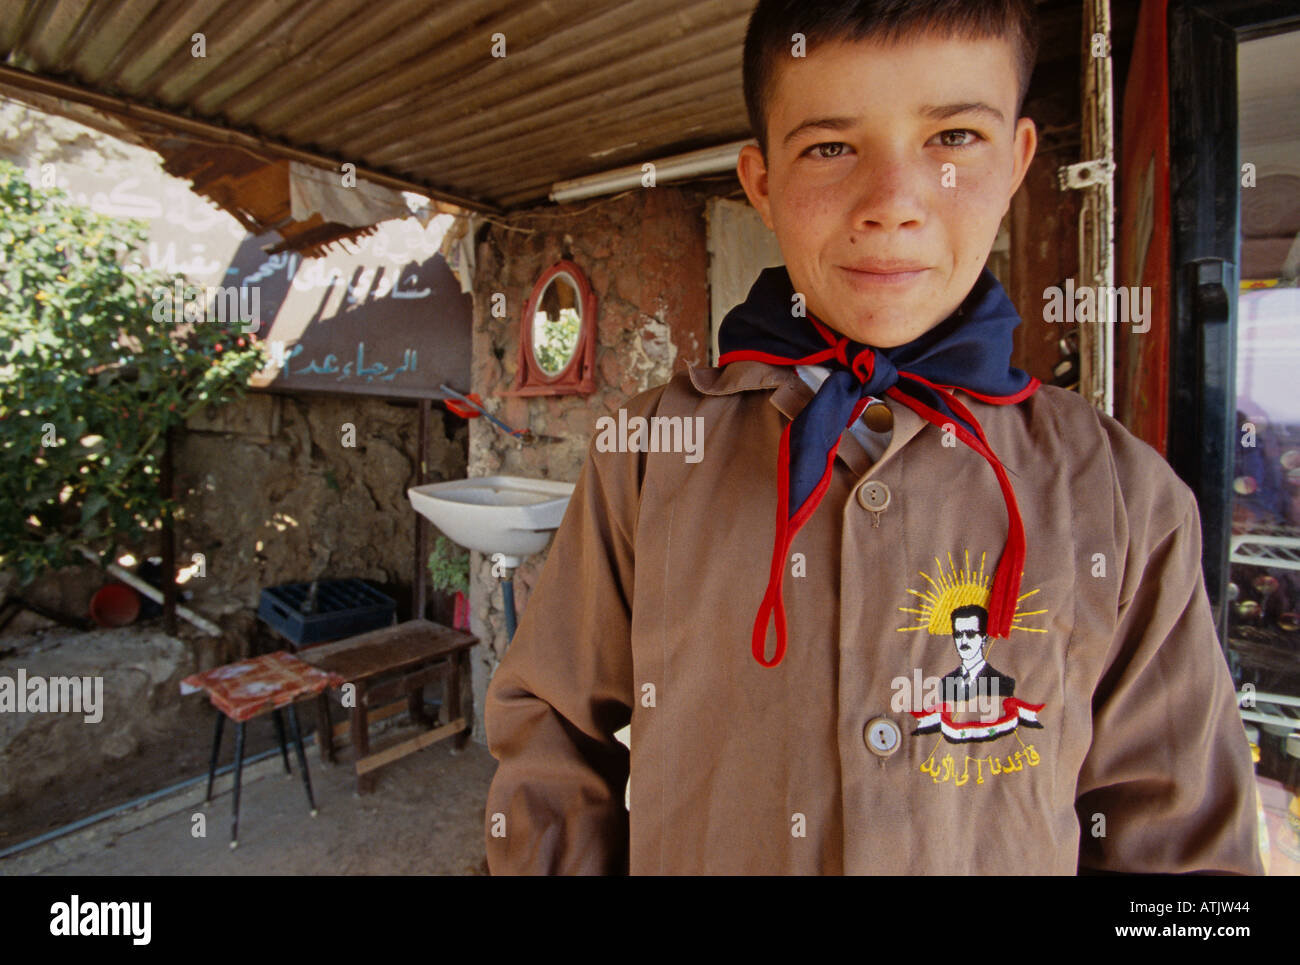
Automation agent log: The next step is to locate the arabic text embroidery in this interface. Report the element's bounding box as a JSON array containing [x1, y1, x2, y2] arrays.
[[920, 738, 1043, 787]]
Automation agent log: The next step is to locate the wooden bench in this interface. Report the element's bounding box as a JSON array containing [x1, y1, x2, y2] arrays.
[[299, 619, 477, 793]]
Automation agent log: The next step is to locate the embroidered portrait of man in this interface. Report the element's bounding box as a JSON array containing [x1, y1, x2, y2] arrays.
[[940, 604, 1016, 705]]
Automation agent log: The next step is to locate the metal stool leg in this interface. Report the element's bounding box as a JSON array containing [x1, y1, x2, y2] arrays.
[[230, 720, 245, 849], [272, 709, 292, 775], [205, 711, 225, 803], [287, 702, 318, 816]]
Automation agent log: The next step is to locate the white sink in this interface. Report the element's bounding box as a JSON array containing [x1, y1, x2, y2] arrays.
[[407, 475, 575, 568]]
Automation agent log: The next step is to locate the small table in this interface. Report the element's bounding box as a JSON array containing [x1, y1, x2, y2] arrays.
[[181, 651, 343, 848], [299, 619, 477, 793]]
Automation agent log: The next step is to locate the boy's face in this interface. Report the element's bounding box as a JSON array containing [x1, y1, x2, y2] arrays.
[[737, 31, 1038, 348]]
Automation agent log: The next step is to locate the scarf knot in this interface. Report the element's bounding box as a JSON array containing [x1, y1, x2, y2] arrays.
[[717, 266, 1040, 668]]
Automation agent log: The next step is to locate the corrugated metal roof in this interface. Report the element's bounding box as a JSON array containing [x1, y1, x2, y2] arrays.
[[1, 0, 757, 211]]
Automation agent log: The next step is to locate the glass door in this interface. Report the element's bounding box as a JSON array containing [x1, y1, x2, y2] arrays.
[[1229, 26, 1300, 876], [1169, 0, 1300, 875]]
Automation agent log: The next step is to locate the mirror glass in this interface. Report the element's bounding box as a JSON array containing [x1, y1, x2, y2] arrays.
[[531, 273, 582, 376]]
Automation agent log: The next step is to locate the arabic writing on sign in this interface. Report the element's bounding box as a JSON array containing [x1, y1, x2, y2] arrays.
[[148, 240, 222, 278], [278, 259, 433, 299], [275, 342, 419, 383], [65, 176, 242, 240], [920, 744, 1041, 787], [244, 250, 299, 286]]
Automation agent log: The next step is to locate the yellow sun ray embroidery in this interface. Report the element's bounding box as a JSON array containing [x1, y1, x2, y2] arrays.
[[896, 549, 1048, 636]]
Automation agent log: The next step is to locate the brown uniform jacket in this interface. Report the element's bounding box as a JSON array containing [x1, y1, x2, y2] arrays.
[[483, 359, 1263, 875]]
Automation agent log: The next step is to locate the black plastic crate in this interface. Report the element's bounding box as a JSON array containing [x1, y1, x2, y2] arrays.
[[257, 579, 396, 646]]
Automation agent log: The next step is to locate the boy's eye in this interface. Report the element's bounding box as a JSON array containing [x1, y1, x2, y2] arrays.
[[805, 142, 850, 160], [934, 129, 983, 149]]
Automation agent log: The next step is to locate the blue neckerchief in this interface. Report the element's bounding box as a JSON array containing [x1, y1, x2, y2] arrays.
[[717, 266, 1040, 667]]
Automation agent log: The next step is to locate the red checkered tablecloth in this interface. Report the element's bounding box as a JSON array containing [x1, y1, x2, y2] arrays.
[[181, 651, 343, 722]]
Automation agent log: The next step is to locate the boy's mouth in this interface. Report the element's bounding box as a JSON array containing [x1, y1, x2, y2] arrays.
[[838, 264, 930, 287]]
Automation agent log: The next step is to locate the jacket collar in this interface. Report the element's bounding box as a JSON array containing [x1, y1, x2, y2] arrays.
[[686, 359, 785, 395], [687, 360, 927, 479]]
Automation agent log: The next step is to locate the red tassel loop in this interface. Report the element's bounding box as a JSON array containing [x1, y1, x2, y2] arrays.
[[751, 404, 863, 666], [887, 378, 1028, 639], [752, 425, 795, 666]]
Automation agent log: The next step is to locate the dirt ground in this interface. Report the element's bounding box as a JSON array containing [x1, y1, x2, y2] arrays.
[[1, 727, 496, 875], [1, 612, 499, 874], [0, 617, 316, 847], [1, 699, 280, 847]]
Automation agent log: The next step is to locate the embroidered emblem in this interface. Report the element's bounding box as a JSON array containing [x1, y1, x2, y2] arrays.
[[897, 551, 1048, 786]]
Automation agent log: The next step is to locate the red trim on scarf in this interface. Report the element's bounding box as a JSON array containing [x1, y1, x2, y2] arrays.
[[718, 348, 839, 368], [901, 370, 1042, 406], [808, 315, 841, 347], [850, 348, 875, 382], [964, 377, 1040, 405]]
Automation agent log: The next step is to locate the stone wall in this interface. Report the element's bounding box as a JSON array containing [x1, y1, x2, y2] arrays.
[[0, 392, 468, 839], [176, 392, 466, 664], [5, 393, 467, 657], [464, 186, 724, 741]]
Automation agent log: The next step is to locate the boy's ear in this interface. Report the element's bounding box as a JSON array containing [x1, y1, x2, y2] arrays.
[[1005, 117, 1039, 214], [737, 143, 776, 231]]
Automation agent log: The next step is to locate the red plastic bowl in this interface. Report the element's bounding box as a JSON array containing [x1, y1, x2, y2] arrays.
[[89, 583, 141, 627]]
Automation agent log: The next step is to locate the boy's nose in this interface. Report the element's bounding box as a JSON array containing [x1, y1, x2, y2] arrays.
[[844, 158, 929, 232]]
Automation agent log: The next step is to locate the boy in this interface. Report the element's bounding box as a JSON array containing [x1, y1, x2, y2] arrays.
[[483, 0, 1263, 874]]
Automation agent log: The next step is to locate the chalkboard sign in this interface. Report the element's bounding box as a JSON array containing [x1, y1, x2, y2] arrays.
[[48, 156, 472, 401], [231, 234, 472, 401]]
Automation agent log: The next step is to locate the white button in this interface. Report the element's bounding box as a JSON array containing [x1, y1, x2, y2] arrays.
[[856, 481, 891, 513], [864, 717, 901, 757]]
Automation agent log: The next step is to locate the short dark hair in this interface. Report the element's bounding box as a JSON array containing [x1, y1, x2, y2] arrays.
[[950, 604, 988, 635], [742, 0, 1040, 157]]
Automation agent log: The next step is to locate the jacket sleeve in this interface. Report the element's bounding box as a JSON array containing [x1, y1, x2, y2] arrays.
[[482, 423, 643, 875], [1075, 482, 1263, 875]]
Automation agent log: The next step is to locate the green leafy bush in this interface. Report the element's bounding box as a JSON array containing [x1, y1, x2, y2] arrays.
[[427, 534, 469, 595], [0, 159, 266, 584]]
